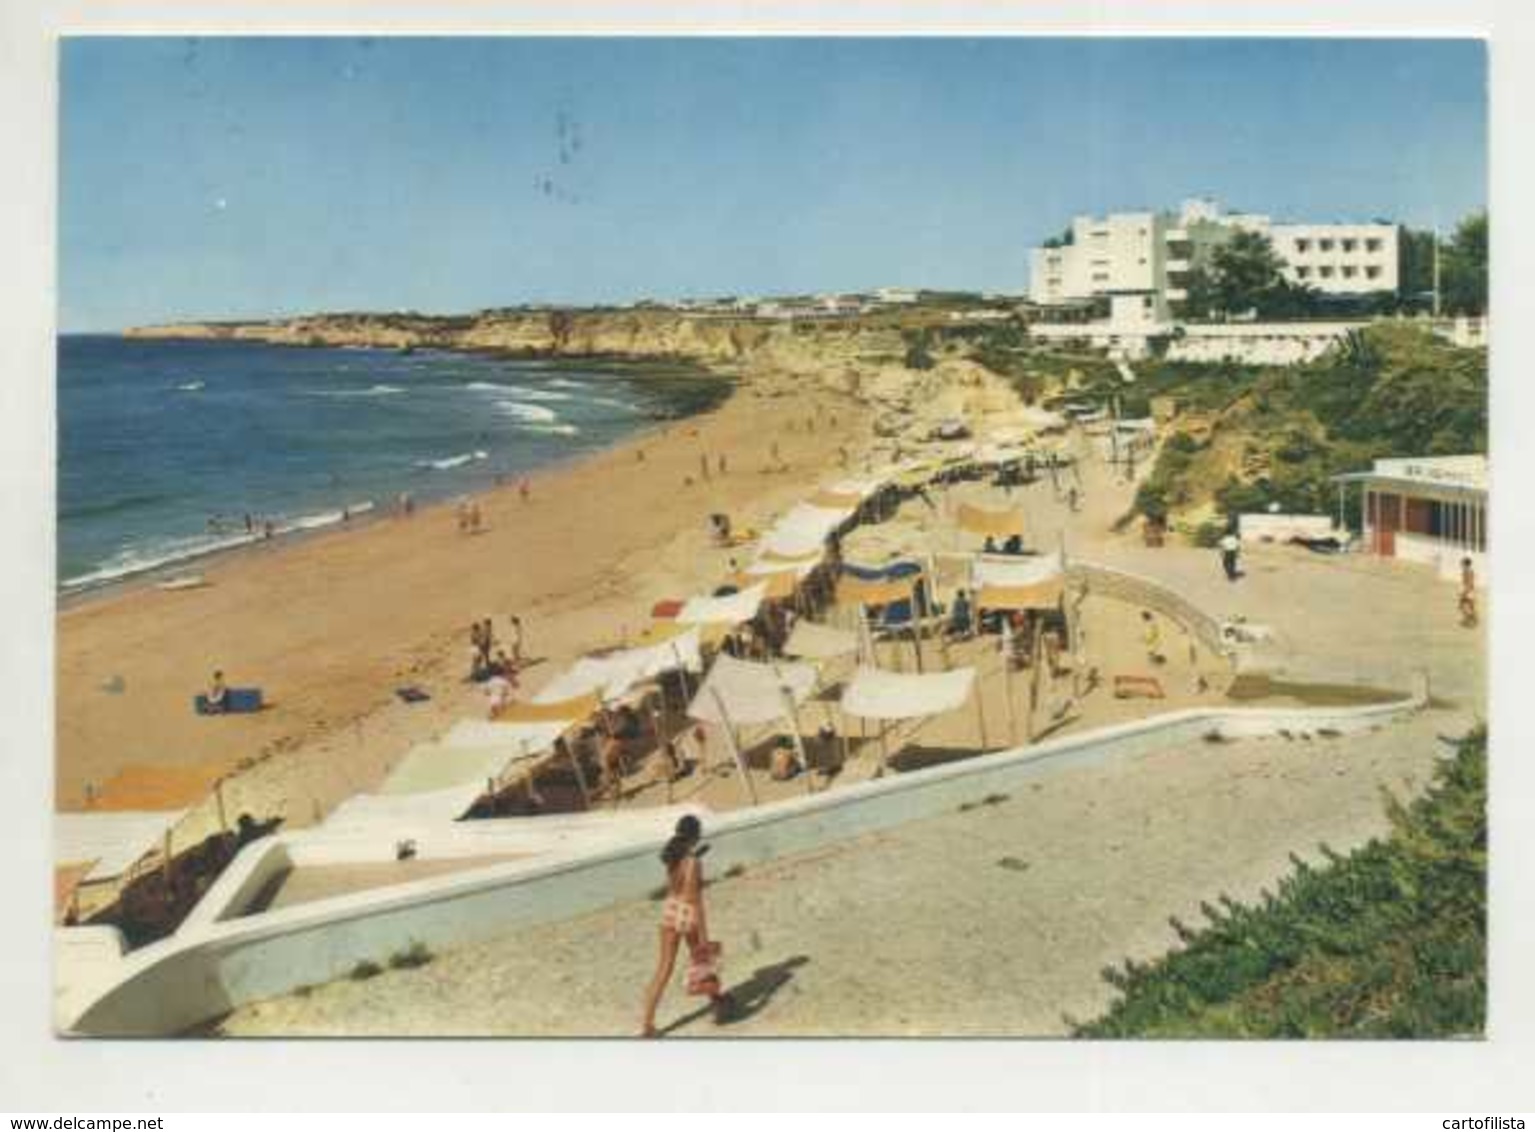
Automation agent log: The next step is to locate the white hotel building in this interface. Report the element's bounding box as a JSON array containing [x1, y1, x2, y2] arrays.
[[1029, 198, 1399, 320]]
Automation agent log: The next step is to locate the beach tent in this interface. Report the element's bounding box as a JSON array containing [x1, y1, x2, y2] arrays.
[[533, 628, 703, 704], [1017, 405, 1068, 432], [957, 502, 1028, 540], [823, 475, 888, 500], [686, 654, 819, 726], [729, 569, 799, 602], [783, 620, 860, 661], [808, 488, 864, 511], [55, 809, 188, 883], [377, 723, 565, 797], [676, 582, 766, 627], [758, 502, 855, 560], [744, 547, 824, 579], [836, 573, 920, 609], [840, 666, 977, 721], [321, 781, 494, 833], [971, 550, 1065, 610]]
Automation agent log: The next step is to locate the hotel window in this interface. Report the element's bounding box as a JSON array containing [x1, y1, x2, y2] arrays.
[[1294, 238, 1311, 253], [1341, 266, 1357, 279], [1295, 266, 1312, 279], [1319, 238, 1335, 252], [1092, 272, 1110, 283], [1342, 238, 1357, 253], [1365, 238, 1383, 252], [1319, 265, 1335, 279], [1365, 266, 1381, 280]]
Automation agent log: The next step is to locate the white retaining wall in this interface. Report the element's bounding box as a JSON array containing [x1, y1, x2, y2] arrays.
[[64, 684, 1424, 1037]]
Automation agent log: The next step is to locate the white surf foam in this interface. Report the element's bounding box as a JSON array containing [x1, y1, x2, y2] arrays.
[[494, 401, 559, 424], [415, 451, 490, 471], [465, 381, 570, 402], [61, 501, 377, 592]]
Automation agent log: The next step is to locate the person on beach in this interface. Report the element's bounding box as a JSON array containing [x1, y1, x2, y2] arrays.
[[1141, 610, 1165, 666], [206, 670, 228, 713], [1219, 529, 1242, 582], [640, 815, 731, 1036], [509, 615, 525, 664], [718, 454, 727, 476], [519, 479, 532, 504], [484, 670, 514, 718], [1459, 557, 1479, 628]]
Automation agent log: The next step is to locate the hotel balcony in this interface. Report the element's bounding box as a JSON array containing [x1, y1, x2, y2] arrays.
[[1164, 228, 1189, 242], [1166, 288, 1188, 302], [1165, 258, 1191, 274]]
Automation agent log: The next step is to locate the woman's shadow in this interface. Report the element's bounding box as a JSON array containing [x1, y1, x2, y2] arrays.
[[659, 954, 810, 1037]]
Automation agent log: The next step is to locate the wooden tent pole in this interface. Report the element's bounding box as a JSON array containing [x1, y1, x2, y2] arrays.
[[710, 686, 758, 807], [778, 685, 814, 795]]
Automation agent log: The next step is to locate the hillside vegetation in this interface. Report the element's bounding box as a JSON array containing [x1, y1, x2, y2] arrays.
[[1075, 727, 1486, 1039], [1081, 324, 1488, 534]]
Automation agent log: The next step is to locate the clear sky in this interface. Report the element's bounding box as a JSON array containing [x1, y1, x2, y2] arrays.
[[59, 36, 1487, 331]]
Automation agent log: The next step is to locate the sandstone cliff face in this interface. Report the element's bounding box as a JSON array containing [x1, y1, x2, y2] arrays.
[[127, 310, 789, 365]]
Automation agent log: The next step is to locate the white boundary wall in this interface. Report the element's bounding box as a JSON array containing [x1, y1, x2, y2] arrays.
[[63, 682, 1425, 1036]]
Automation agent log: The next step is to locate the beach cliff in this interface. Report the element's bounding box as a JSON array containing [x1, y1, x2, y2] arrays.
[[124, 309, 884, 369]]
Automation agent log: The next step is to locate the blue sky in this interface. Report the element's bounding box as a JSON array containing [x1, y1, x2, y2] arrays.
[[59, 37, 1487, 331]]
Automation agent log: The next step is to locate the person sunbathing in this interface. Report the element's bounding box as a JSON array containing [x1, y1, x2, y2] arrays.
[[206, 671, 228, 714]]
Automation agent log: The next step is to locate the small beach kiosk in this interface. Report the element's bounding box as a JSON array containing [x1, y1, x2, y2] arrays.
[[1332, 455, 1487, 580]]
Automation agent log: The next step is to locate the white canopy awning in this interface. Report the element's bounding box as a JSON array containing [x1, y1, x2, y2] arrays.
[[687, 653, 820, 726], [533, 629, 703, 704], [322, 781, 489, 832], [758, 502, 854, 560], [783, 620, 860, 660], [55, 809, 187, 881], [676, 583, 766, 626], [840, 666, 977, 721], [970, 549, 1064, 589]]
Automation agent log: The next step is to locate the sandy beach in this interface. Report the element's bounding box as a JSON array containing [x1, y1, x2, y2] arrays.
[[54, 357, 871, 826]]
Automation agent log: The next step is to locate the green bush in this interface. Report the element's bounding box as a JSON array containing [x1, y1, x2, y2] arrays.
[[1074, 728, 1486, 1038]]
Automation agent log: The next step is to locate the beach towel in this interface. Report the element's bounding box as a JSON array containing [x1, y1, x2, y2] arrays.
[[195, 688, 263, 714], [1113, 675, 1166, 700]]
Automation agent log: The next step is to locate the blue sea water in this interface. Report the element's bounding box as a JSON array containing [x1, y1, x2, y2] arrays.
[[57, 335, 727, 592]]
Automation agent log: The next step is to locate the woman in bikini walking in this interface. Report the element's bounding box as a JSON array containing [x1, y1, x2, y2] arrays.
[[640, 814, 731, 1036]]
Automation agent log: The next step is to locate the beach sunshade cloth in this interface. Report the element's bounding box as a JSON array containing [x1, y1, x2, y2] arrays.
[[381, 720, 561, 797], [826, 476, 887, 499], [971, 551, 1063, 590], [977, 580, 1065, 610], [837, 574, 919, 607], [486, 692, 602, 726], [534, 629, 703, 704], [55, 809, 187, 881], [957, 502, 1027, 539], [783, 620, 860, 660], [677, 583, 766, 626], [55, 862, 96, 919], [809, 489, 863, 510], [687, 654, 819, 726], [731, 569, 798, 602], [841, 666, 977, 722], [758, 503, 852, 560], [324, 781, 487, 831]]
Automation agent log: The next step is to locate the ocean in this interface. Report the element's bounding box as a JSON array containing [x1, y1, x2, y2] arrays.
[[57, 335, 729, 593]]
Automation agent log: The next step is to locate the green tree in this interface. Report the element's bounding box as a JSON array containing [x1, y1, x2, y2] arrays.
[[1398, 226, 1437, 306], [1179, 231, 1318, 320], [1440, 212, 1488, 316]]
